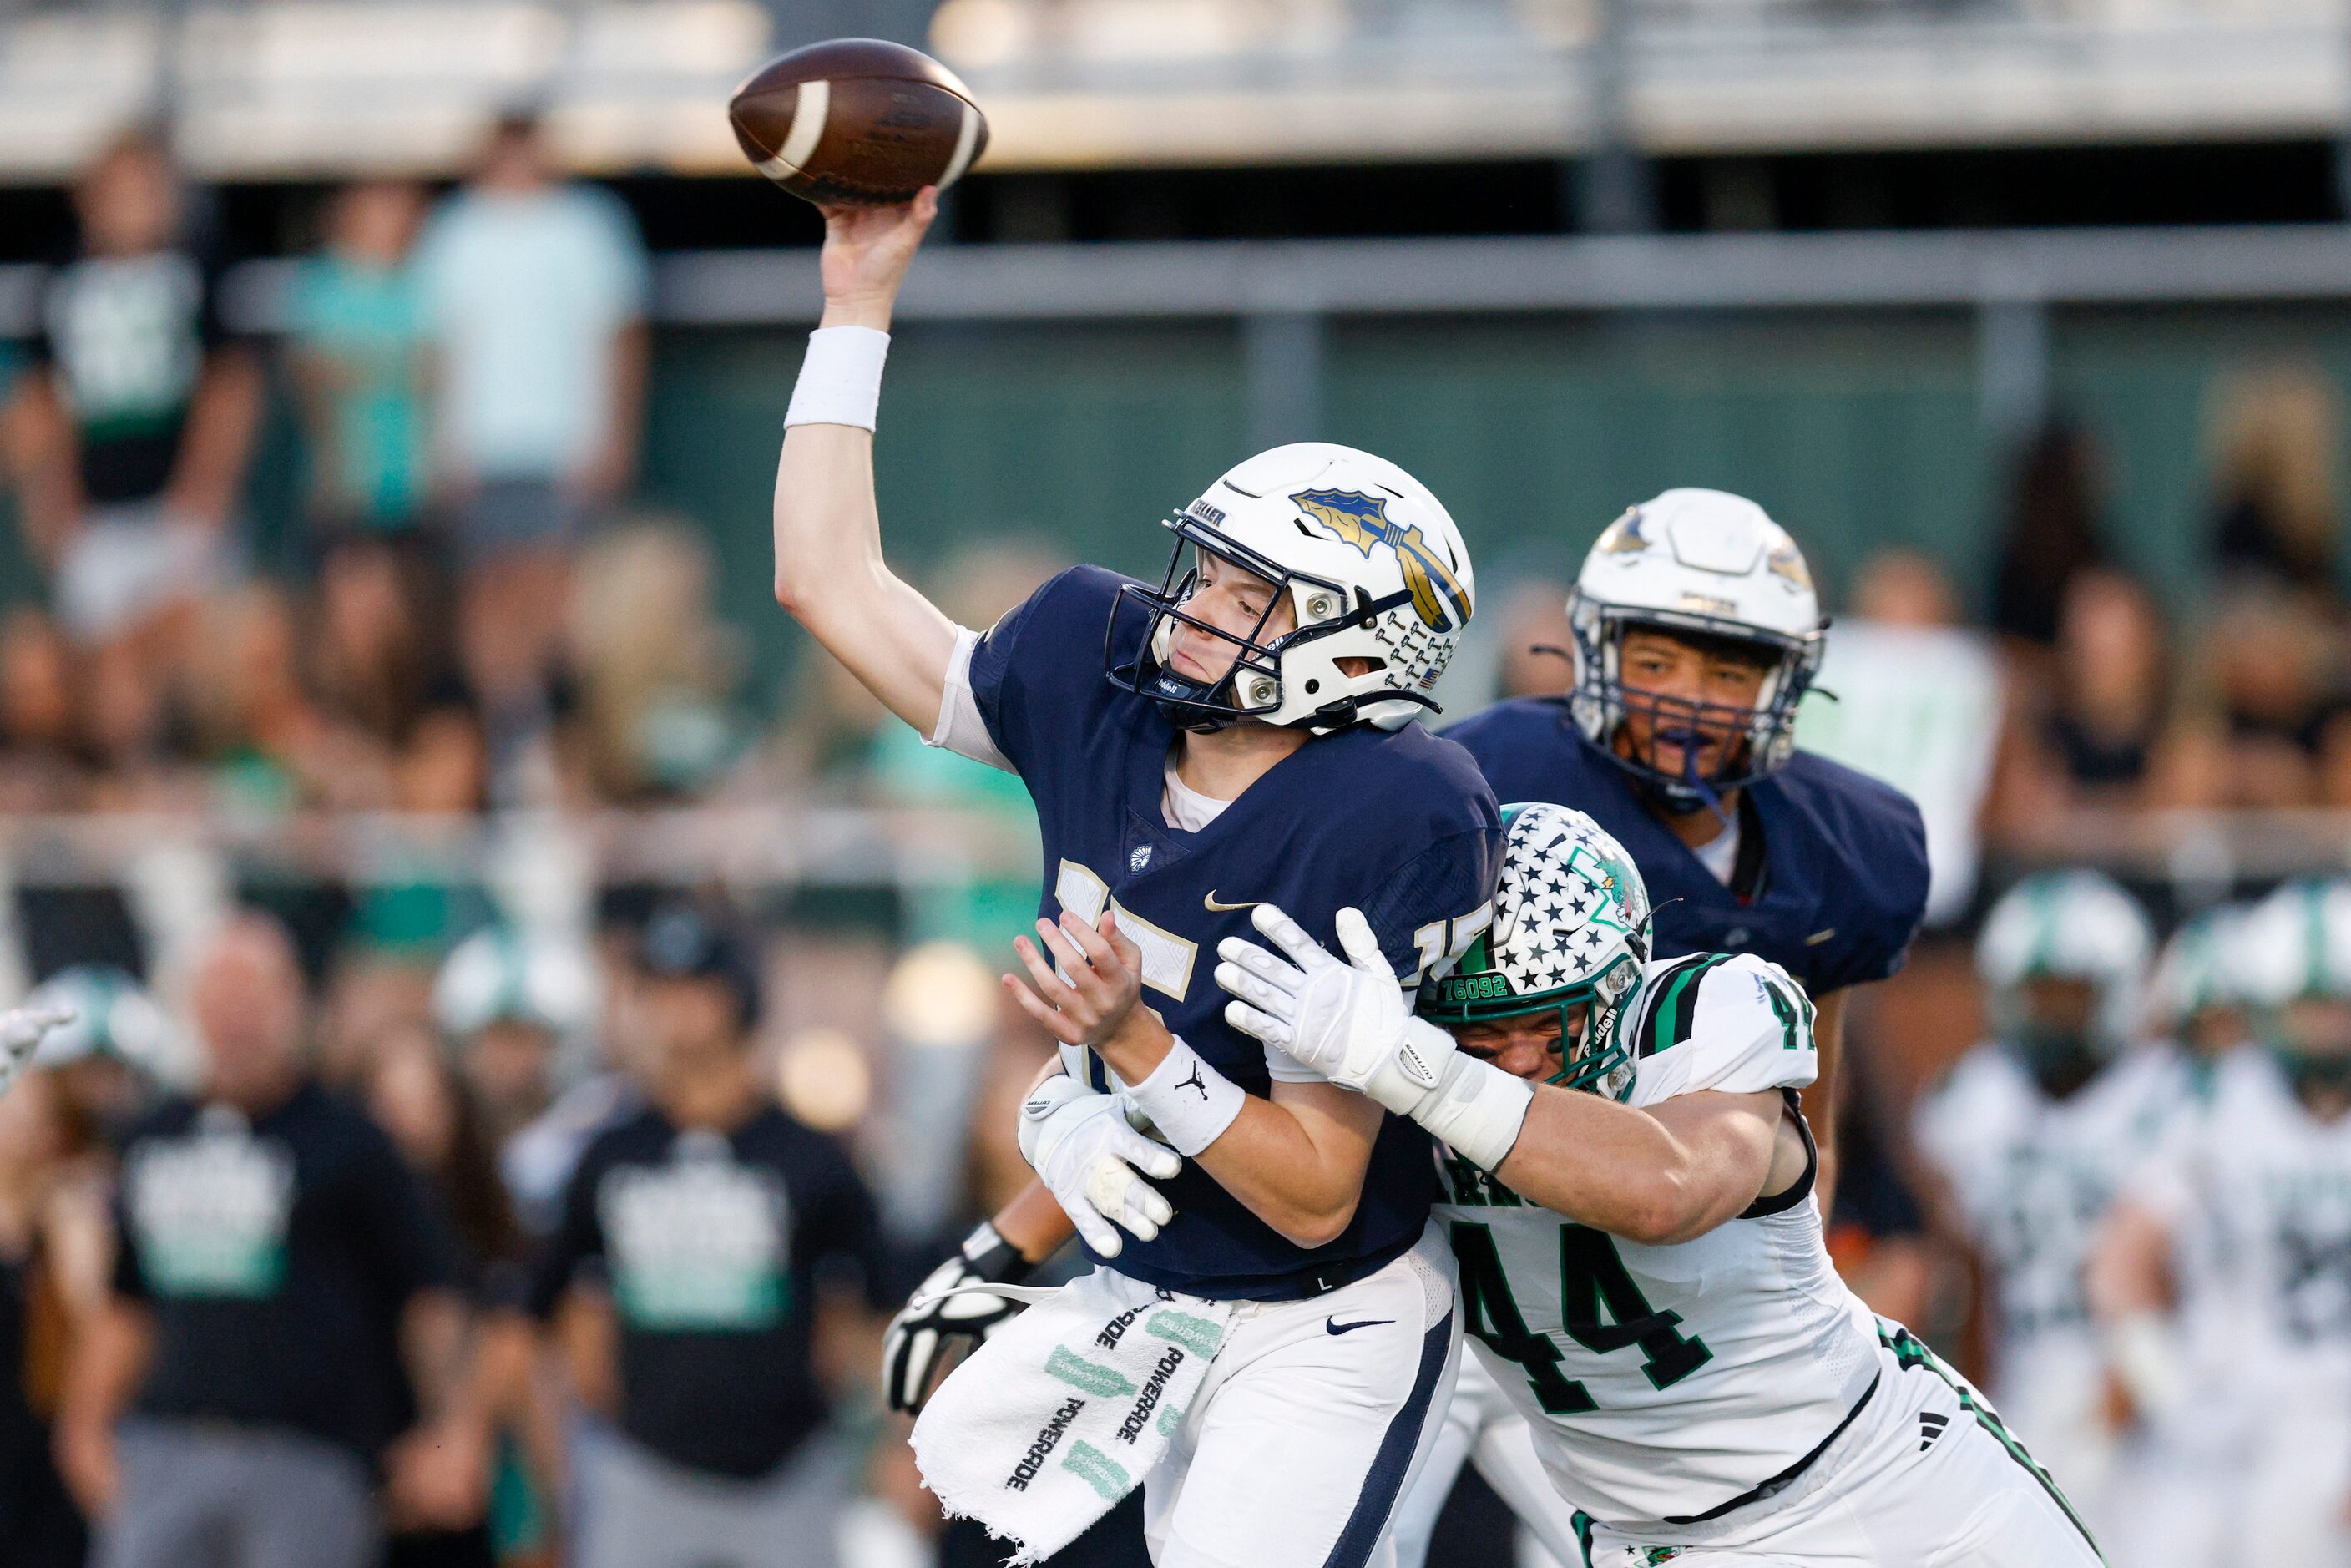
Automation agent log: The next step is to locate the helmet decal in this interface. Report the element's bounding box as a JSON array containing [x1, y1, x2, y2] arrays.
[[1291, 488, 1471, 632], [1419, 803, 1652, 1100], [1594, 508, 1649, 554], [1103, 443, 1477, 736]]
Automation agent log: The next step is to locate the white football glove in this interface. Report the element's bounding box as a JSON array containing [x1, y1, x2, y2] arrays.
[[1215, 903, 1455, 1116], [1018, 1075, 1180, 1258], [881, 1221, 1032, 1415], [0, 1004, 75, 1100]]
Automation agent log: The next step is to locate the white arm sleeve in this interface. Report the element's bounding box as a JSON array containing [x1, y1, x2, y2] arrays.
[[1644, 955, 1820, 1102], [928, 625, 1016, 774]]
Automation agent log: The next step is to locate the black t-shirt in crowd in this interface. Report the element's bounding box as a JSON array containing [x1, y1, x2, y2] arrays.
[[111, 1080, 462, 1460], [526, 1102, 887, 1479], [1, 1249, 86, 1568], [32, 249, 234, 508]]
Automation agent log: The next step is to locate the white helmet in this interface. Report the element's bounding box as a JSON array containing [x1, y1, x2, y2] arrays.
[[2146, 903, 2256, 1034], [2235, 879, 2351, 1009], [1415, 802, 1652, 1101], [1568, 488, 1826, 809], [433, 928, 602, 1040], [23, 965, 184, 1078], [1976, 870, 2154, 1055], [1109, 442, 1475, 733]]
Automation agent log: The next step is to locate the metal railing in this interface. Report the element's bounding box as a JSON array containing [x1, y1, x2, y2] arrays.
[[3, 0, 2348, 178]]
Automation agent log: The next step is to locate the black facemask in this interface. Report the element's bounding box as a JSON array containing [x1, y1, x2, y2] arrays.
[[2277, 1047, 2351, 1104], [2014, 1023, 2102, 1098]]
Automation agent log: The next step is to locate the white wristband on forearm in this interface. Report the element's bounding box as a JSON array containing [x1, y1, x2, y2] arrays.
[[1124, 1034, 1246, 1157], [1411, 1050, 1535, 1172], [784, 326, 891, 431], [2107, 1310, 2188, 1420]]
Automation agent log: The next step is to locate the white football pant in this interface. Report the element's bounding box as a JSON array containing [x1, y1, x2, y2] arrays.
[[1140, 1224, 1463, 1568], [1580, 1328, 2101, 1567]]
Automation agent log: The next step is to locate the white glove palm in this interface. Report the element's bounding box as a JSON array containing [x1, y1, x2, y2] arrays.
[[1215, 904, 1455, 1115], [0, 1005, 74, 1100], [1018, 1075, 1181, 1257]]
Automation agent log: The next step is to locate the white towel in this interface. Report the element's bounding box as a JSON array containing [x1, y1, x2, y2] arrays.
[[911, 1267, 1236, 1564]]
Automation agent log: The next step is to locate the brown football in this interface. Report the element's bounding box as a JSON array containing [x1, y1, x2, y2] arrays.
[[728, 38, 988, 208]]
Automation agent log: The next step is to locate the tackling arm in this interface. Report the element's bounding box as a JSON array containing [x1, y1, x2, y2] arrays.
[[771, 190, 960, 733], [1495, 1086, 1795, 1247]]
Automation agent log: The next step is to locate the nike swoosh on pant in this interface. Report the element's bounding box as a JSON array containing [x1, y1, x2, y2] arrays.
[[1325, 1318, 1394, 1336]]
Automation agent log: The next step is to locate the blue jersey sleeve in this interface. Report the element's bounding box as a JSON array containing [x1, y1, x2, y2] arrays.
[[965, 564, 1130, 780], [1793, 759, 1931, 994]]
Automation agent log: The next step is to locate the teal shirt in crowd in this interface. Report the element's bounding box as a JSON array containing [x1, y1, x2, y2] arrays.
[[290, 255, 430, 526]]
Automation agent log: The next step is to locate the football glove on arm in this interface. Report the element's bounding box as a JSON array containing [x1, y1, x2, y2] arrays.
[[1017, 1074, 1180, 1258], [0, 1004, 75, 1100], [882, 1220, 1034, 1415], [1216, 904, 1532, 1171]]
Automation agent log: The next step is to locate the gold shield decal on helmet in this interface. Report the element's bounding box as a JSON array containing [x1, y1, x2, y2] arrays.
[[1594, 508, 1650, 554], [1292, 488, 1471, 633]]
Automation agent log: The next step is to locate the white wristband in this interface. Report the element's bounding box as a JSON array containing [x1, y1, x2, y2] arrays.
[[2107, 1310, 2188, 1421], [1412, 1052, 1535, 1172], [1123, 1035, 1246, 1158], [784, 325, 891, 431]]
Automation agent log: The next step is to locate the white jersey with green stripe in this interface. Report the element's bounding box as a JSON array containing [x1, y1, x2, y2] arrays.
[[1911, 1043, 2182, 1386], [1433, 951, 1882, 1529], [2131, 1049, 2351, 1405]]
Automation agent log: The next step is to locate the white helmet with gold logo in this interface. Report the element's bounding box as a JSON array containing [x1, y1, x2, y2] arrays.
[[1567, 488, 1827, 808], [1108, 442, 1476, 735]]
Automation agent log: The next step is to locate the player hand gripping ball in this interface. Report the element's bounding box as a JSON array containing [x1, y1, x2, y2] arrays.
[[1216, 904, 1457, 1116], [1017, 1075, 1178, 1257], [0, 1004, 76, 1099], [882, 1221, 1034, 1414]]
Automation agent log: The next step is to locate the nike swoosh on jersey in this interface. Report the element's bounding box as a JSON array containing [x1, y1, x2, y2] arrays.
[[1805, 928, 1837, 945], [1204, 893, 1264, 913], [1324, 1317, 1393, 1336]]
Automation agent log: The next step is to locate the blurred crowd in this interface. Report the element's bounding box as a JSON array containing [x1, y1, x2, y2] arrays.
[[7, 113, 2351, 1568], [0, 113, 688, 832]]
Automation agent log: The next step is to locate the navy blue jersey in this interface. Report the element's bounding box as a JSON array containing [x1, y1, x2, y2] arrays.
[[971, 566, 1502, 1300], [1443, 697, 1926, 997]]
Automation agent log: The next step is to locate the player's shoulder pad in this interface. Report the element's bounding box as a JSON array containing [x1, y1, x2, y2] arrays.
[[1771, 750, 1931, 978], [1438, 694, 1569, 749], [968, 564, 1140, 746], [980, 563, 1135, 656], [1438, 696, 1581, 774], [1913, 1044, 2037, 1151], [1310, 720, 1501, 846], [1636, 952, 1818, 1101]]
